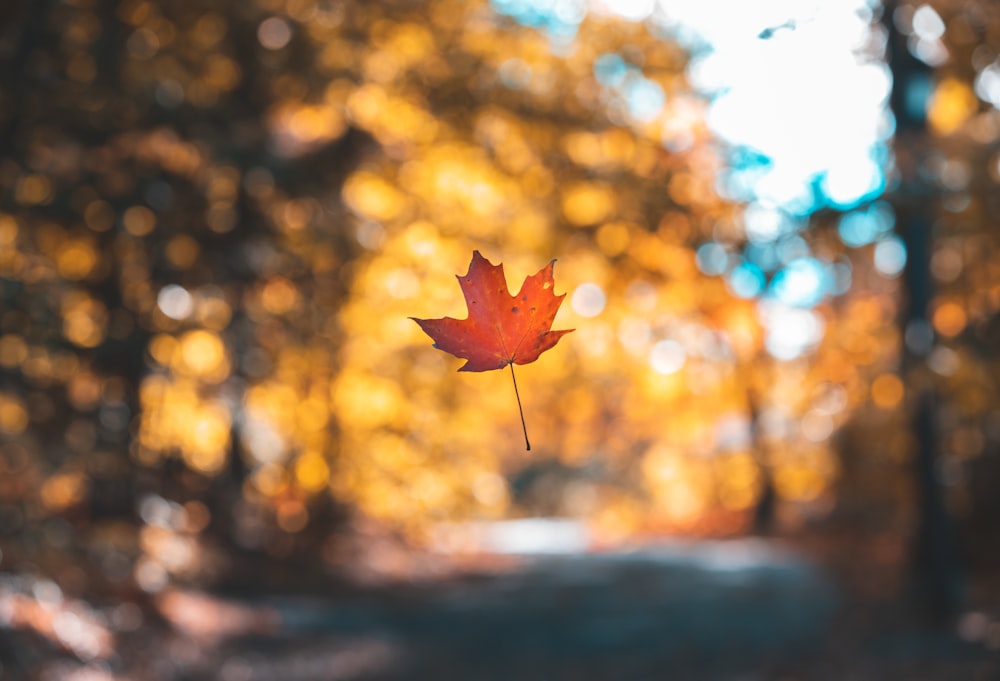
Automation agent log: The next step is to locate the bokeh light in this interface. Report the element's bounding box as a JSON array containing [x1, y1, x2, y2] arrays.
[[3, 9, 1000, 673]]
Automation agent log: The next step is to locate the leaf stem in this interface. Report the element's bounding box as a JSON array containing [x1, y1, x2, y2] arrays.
[[508, 361, 530, 451]]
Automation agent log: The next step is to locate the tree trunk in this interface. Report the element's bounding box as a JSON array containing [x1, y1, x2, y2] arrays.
[[884, 0, 961, 621]]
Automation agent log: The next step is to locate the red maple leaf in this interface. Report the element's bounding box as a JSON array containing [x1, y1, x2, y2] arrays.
[[411, 250, 574, 450]]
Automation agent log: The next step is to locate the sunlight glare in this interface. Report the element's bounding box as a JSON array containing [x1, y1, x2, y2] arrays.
[[649, 339, 686, 375], [657, 0, 888, 212], [571, 283, 606, 317], [759, 300, 824, 360]]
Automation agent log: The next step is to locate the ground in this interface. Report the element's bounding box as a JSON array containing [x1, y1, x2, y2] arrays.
[[3, 536, 999, 680]]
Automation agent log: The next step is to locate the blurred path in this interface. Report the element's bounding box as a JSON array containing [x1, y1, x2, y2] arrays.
[[240, 539, 838, 680], [11, 539, 998, 680]]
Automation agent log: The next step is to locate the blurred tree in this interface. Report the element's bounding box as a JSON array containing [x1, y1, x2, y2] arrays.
[[885, 0, 960, 620], [890, 0, 1000, 577], [3, 0, 998, 621], [0, 0, 380, 597], [0, 0, 785, 592], [332, 2, 868, 544]]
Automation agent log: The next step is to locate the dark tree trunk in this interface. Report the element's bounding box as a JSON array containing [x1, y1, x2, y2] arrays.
[[884, 0, 961, 621]]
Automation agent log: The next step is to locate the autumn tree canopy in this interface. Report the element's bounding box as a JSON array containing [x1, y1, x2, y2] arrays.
[[1, 0, 999, 594]]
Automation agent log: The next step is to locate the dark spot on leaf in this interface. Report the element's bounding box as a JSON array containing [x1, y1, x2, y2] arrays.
[[531, 307, 536, 312], [512, 306, 519, 313]]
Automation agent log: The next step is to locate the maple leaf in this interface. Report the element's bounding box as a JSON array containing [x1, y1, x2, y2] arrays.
[[411, 250, 574, 450]]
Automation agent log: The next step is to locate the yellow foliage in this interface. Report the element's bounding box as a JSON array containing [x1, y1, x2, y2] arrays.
[[40, 472, 88, 512], [176, 330, 229, 383], [33, 0, 907, 544], [561, 182, 616, 226], [343, 171, 408, 222], [61, 291, 108, 348], [928, 77, 978, 136], [0, 393, 29, 434]]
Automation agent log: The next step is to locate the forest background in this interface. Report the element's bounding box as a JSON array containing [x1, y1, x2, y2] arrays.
[[1, 0, 1000, 678]]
